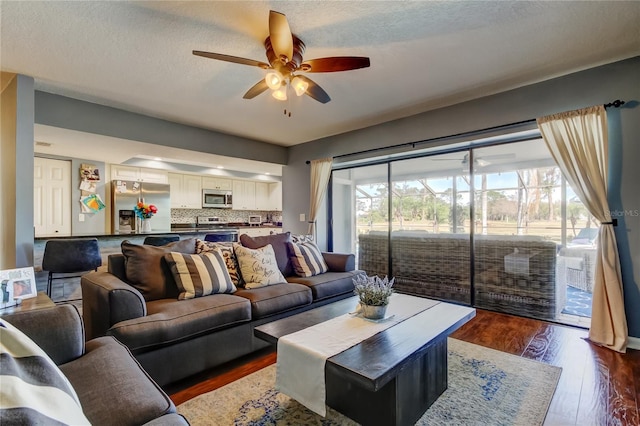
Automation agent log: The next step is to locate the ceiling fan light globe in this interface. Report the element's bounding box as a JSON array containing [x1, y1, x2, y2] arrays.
[[291, 76, 308, 96], [265, 71, 284, 90], [272, 87, 287, 101]]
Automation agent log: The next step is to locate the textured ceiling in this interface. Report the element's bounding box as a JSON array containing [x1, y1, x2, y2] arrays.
[[2, 1, 639, 153]]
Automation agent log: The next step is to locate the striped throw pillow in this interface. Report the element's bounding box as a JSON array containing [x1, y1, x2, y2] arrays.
[[164, 250, 236, 299], [0, 319, 90, 425], [195, 239, 244, 287], [288, 241, 329, 277]]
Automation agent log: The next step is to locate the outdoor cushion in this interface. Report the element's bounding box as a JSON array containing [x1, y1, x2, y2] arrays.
[[107, 294, 251, 353], [286, 271, 361, 301], [121, 238, 197, 301], [59, 336, 175, 425], [234, 283, 312, 319]]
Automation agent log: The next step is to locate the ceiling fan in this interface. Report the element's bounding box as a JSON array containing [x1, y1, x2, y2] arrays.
[[433, 153, 516, 167], [193, 10, 370, 106]]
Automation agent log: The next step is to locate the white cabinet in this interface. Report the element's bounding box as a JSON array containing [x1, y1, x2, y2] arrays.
[[232, 180, 256, 210], [240, 227, 282, 238], [169, 173, 202, 209], [254, 182, 270, 210], [111, 165, 168, 183], [269, 182, 282, 211], [34, 157, 72, 237], [202, 176, 232, 190]]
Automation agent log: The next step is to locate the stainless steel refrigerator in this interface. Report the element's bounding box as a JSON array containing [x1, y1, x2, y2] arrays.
[[112, 180, 171, 234]]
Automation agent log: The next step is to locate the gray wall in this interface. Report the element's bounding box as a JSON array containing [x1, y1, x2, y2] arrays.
[[35, 91, 288, 166], [286, 56, 640, 338]]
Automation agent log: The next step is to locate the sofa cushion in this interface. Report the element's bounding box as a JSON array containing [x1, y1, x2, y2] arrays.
[[0, 318, 90, 425], [164, 251, 236, 300], [234, 283, 312, 319], [286, 270, 361, 301], [107, 294, 251, 353], [59, 336, 175, 425], [287, 241, 329, 277], [240, 232, 293, 276], [196, 239, 244, 287], [121, 238, 197, 301], [233, 243, 287, 289]]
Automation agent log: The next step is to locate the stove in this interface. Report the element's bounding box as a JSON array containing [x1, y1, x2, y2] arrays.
[[197, 216, 228, 228]]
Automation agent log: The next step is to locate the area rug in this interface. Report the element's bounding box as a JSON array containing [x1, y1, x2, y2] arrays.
[[177, 338, 562, 426], [562, 286, 592, 318]]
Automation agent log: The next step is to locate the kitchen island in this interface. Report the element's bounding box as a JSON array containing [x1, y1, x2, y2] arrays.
[[33, 225, 283, 273]]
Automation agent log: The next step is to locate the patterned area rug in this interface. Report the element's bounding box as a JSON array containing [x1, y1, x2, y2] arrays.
[[562, 286, 593, 318], [177, 338, 561, 426]]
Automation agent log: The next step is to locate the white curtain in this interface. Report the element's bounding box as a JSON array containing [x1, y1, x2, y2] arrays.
[[537, 105, 627, 352], [308, 158, 333, 239]]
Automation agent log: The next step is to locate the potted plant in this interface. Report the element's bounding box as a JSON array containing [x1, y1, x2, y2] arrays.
[[353, 274, 395, 319]]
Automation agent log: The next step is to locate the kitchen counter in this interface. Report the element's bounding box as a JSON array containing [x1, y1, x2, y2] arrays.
[[33, 226, 283, 273]]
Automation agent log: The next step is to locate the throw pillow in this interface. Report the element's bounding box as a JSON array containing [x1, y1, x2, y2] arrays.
[[195, 239, 244, 287], [288, 241, 329, 277], [233, 243, 287, 289], [121, 238, 197, 301], [164, 251, 236, 300], [239, 232, 293, 276], [0, 319, 91, 425]]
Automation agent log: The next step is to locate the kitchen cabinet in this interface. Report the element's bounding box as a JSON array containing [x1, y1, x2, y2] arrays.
[[269, 182, 282, 211], [202, 176, 232, 190], [232, 180, 256, 210], [34, 157, 72, 237], [169, 173, 202, 209], [111, 165, 168, 184], [254, 182, 270, 210], [255, 182, 282, 211]]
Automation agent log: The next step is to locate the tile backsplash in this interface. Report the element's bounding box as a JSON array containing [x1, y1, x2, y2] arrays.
[[171, 208, 280, 223]]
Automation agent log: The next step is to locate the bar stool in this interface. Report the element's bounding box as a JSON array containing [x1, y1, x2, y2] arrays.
[[42, 238, 102, 297], [143, 235, 180, 246]]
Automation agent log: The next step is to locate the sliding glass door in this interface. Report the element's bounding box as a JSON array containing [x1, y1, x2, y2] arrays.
[[332, 134, 592, 325], [388, 154, 471, 304]]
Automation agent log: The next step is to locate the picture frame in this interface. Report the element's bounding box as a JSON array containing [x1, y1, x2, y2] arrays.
[[0, 267, 37, 309]]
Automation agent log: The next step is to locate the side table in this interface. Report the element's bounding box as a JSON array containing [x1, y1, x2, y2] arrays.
[[0, 291, 55, 315]]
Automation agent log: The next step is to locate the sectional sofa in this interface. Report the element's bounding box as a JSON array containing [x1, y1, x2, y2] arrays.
[[358, 231, 563, 320], [81, 232, 362, 386]]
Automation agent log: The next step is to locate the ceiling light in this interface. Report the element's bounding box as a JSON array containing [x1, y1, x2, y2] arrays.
[[217, 166, 224, 169], [291, 76, 308, 97], [272, 87, 287, 101], [265, 172, 270, 175], [265, 71, 284, 90], [153, 157, 162, 161]]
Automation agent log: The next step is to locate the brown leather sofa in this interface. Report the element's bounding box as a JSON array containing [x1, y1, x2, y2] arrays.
[[81, 232, 362, 386]]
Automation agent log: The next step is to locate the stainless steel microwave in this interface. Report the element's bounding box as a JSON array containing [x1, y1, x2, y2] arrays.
[[202, 189, 232, 208]]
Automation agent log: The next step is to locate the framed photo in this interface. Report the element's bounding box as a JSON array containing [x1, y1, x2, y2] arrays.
[[0, 267, 37, 308]]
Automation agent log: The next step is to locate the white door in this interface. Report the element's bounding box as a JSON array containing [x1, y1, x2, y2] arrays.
[[34, 157, 71, 237]]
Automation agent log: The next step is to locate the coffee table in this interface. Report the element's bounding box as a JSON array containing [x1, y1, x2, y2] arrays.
[[255, 295, 475, 426]]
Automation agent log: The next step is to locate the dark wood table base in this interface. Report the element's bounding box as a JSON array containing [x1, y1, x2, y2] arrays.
[[326, 335, 448, 426]]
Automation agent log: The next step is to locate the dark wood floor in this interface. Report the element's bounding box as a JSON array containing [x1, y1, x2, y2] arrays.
[[168, 309, 640, 425]]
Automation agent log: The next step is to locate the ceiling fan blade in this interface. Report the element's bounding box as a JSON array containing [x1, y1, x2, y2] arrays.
[[193, 51, 270, 69], [243, 80, 270, 99], [299, 57, 370, 73], [269, 10, 293, 62], [296, 75, 331, 104]]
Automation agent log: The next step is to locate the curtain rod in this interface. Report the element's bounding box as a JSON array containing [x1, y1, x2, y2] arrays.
[[305, 99, 626, 164], [604, 99, 625, 108]]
